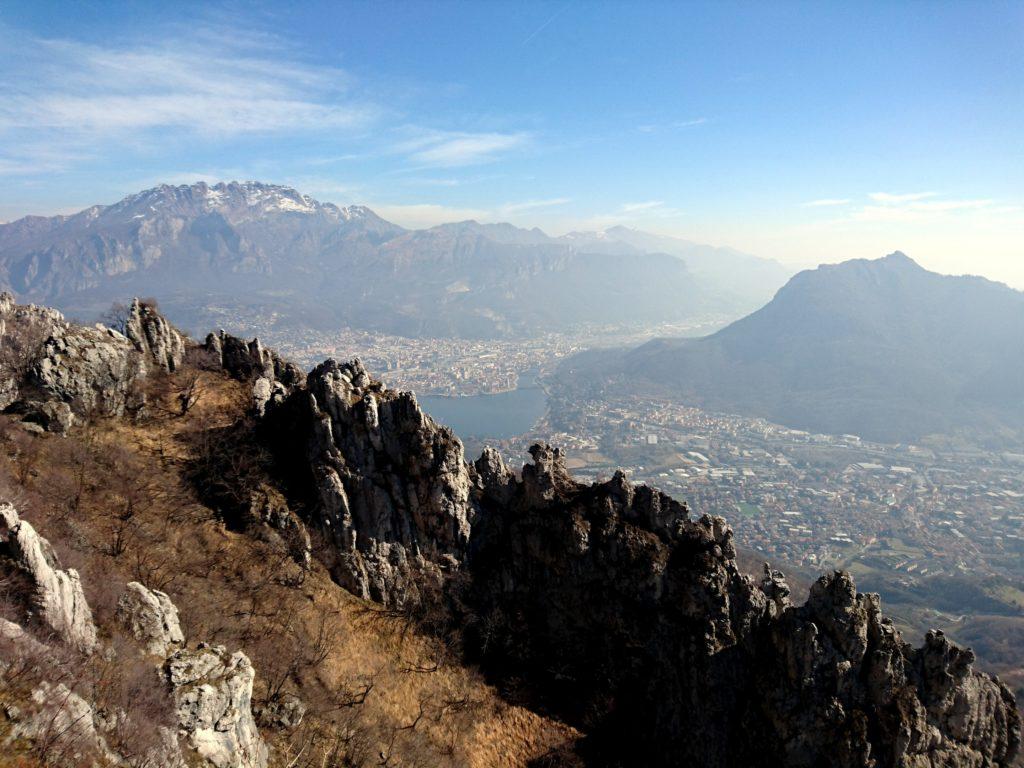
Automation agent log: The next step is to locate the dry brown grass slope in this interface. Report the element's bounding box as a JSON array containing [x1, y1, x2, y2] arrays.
[[0, 365, 577, 767]]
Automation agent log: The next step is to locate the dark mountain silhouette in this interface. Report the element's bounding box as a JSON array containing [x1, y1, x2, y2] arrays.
[[580, 253, 1024, 444]]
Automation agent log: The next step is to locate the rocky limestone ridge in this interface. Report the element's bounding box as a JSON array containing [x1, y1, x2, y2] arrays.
[[166, 643, 268, 768], [250, 350, 1020, 767], [0, 300, 1017, 766], [468, 446, 1021, 767], [0, 508, 266, 767], [275, 357, 474, 604], [0, 502, 97, 652], [124, 296, 185, 372], [117, 580, 185, 656], [0, 291, 186, 429], [203, 329, 303, 416]]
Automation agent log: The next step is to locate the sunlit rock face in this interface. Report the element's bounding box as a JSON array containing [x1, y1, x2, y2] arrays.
[[0, 502, 97, 652], [0, 292, 186, 426], [166, 643, 268, 768], [296, 358, 473, 605], [117, 581, 185, 657]]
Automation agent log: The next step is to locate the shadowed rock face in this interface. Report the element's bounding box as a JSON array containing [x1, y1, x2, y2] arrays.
[[0, 301, 1016, 766], [263, 360, 1020, 767], [465, 447, 1021, 767], [203, 329, 303, 416]]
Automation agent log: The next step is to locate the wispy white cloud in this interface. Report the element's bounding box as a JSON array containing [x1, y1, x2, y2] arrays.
[[403, 177, 465, 187], [365, 196, 568, 229], [638, 118, 707, 133], [802, 198, 850, 207], [621, 200, 665, 212], [0, 21, 534, 183], [562, 200, 684, 231], [867, 191, 937, 204], [500, 197, 571, 214], [851, 193, 996, 222], [370, 202, 492, 229], [0, 31, 373, 137], [396, 131, 531, 167]]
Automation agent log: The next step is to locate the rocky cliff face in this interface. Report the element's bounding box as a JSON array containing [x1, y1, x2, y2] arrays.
[[117, 581, 185, 656], [0, 291, 186, 427], [0, 501, 266, 768], [298, 358, 473, 604], [125, 297, 185, 372], [166, 644, 268, 768], [259, 361, 1020, 767], [466, 448, 1021, 766], [0, 301, 1018, 767], [204, 329, 304, 416], [0, 502, 97, 651]]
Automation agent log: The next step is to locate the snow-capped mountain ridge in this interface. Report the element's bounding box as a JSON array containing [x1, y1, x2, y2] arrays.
[[0, 180, 789, 340], [100, 181, 372, 223]]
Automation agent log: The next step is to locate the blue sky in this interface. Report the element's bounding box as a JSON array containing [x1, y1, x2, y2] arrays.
[[0, 1, 1022, 285]]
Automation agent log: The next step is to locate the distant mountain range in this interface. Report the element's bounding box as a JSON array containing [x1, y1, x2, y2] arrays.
[[563, 253, 1024, 445], [0, 181, 789, 339]]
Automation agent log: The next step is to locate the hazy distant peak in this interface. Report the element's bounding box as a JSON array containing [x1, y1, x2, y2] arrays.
[[879, 250, 919, 267], [808, 251, 925, 281], [430, 219, 553, 245]]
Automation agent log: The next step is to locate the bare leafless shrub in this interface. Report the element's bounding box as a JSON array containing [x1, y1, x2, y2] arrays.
[[0, 311, 51, 384], [100, 302, 131, 335], [184, 417, 272, 528], [87, 636, 177, 764], [184, 343, 221, 372]]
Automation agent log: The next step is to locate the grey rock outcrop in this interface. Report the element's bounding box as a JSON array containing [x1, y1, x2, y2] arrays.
[[166, 643, 268, 768], [6, 398, 75, 434], [0, 502, 97, 652], [254, 692, 306, 730], [30, 320, 145, 417], [203, 329, 303, 417], [754, 572, 1021, 768], [8, 681, 121, 764], [251, 353, 1018, 766], [299, 358, 473, 604], [466, 445, 1021, 767], [0, 616, 188, 768], [116, 581, 185, 656], [124, 297, 185, 372], [0, 293, 190, 427]]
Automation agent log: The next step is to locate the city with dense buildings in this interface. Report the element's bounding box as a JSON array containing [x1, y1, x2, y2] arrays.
[[229, 319, 725, 395], [526, 390, 1024, 591], [242, 323, 1024, 605], [485, 377, 1024, 697]]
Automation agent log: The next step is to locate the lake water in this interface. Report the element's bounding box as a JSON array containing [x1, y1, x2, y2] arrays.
[[420, 370, 547, 440]]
